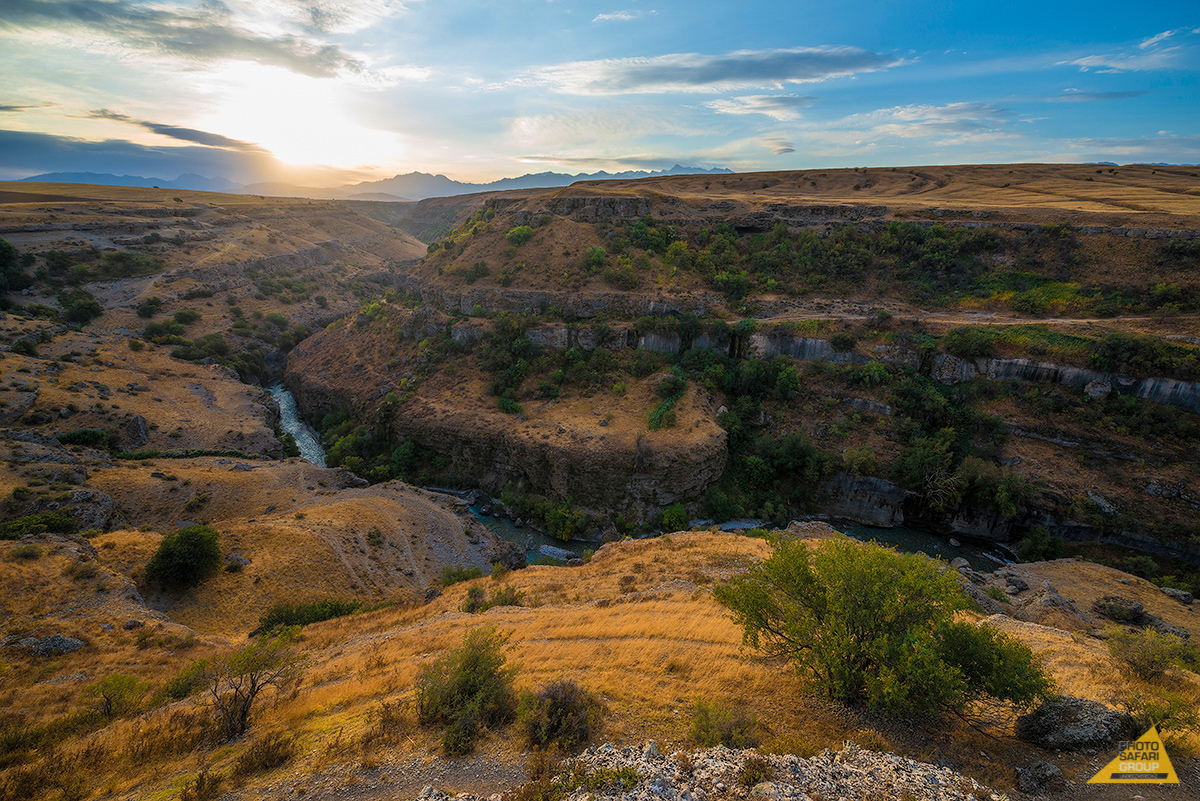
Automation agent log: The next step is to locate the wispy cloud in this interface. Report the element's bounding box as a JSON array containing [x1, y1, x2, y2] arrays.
[[1063, 28, 1189, 73], [0, 0, 382, 78], [840, 102, 1011, 140], [592, 10, 655, 23], [533, 46, 903, 94], [705, 94, 816, 120], [0, 102, 53, 113], [1046, 89, 1148, 102], [86, 109, 265, 151], [1140, 29, 1177, 49]]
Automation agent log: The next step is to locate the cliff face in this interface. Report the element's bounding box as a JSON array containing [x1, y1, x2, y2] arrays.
[[286, 310, 729, 521], [394, 380, 728, 519]]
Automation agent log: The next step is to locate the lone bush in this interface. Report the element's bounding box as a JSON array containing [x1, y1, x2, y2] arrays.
[[715, 538, 1053, 715], [517, 680, 602, 750], [661, 503, 688, 532], [689, 698, 759, 748], [416, 626, 518, 755], [506, 226, 534, 246], [145, 525, 222, 591]]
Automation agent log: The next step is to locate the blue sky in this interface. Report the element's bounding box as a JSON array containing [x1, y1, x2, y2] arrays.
[[0, 0, 1196, 185]]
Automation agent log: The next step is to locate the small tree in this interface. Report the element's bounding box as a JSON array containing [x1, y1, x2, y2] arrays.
[[662, 503, 688, 532], [715, 538, 1052, 715], [145, 525, 223, 591], [206, 627, 304, 739], [85, 673, 150, 719]]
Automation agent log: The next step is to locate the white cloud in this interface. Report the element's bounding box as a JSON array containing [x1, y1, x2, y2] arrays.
[[1139, 29, 1176, 49], [532, 46, 903, 95], [705, 94, 816, 121], [593, 10, 655, 23]]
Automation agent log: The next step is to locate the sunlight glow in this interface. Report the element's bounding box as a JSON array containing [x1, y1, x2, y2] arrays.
[[196, 64, 403, 167]]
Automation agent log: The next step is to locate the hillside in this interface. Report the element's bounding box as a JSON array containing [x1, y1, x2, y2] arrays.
[[1, 169, 1200, 800]]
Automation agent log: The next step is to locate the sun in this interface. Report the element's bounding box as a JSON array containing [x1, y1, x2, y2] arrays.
[[196, 64, 402, 168]]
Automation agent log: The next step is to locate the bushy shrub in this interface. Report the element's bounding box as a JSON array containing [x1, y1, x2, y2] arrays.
[[253, 599, 363, 634], [716, 538, 1053, 714], [0, 511, 78, 540], [144, 525, 222, 591], [661, 503, 688, 532], [441, 565, 483, 586], [506, 226, 534, 246], [85, 673, 149, 719], [1107, 627, 1200, 680], [689, 699, 759, 748], [517, 680, 602, 750], [416, 627, 518, 755]]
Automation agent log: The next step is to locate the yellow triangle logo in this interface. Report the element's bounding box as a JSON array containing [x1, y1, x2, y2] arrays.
[[1088, 726, 1178, 784]]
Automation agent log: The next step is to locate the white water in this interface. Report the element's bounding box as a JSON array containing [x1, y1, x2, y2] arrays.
[[265, 383, 327, 468]]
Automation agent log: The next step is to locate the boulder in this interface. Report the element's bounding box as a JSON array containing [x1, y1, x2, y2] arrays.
[[1090, 595, 1143, 622], [1014, 581, 1094, 630], [1016, 696, 1135, 751], [120, 415, 149, 449], [1161, 586, 1194, 606], [31, 634, 86, 656], [1084, 379, 1112, 400], [1016, 761, 1067, 794]]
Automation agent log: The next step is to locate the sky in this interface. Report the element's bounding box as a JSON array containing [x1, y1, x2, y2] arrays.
[[0, 0, 1198, 186]]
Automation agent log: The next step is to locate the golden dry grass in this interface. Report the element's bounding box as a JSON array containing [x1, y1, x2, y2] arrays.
[[4, 527, 1199, 800]]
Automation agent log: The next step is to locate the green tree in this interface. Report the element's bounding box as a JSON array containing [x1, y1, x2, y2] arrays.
[[715, 538, 1052, 715], [206, 627, 304, 739], [144, 524, 223, 591], [85, 673, 150, 719]]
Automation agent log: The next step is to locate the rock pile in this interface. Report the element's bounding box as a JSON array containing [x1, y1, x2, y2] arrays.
[[417, 741, 1006, 801]]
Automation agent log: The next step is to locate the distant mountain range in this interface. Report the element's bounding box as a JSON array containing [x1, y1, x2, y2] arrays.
[[18, 164, 734, 202]]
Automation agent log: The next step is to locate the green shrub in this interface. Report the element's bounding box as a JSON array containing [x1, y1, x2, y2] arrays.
[[57, 427, 113, 449], [253, 599, 363, 634], [144, 525, 222, 591], [715, 538, 1053, 714], [689, 698, 759, 748], [0, 512, 78, 540], [942, 326, 997, 358], [661, 503, 687, 531], [1106, 627, 1199, 680], [518, 680, 602, 750], [498, 397, 524, 414], [161, 659, 209, 701], [1015, 527, 1064, 562], [829, 332, 857, 352], [441, 565, 483, 586], [173, 309, 201, 325], [416, 627, 518, 755], [85, 673, 149, 719], [506, 226, 534, 246]]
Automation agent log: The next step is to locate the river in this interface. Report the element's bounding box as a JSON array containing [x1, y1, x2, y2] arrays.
[[265, 383, 326, 467], [267, 383, 1007, 569]]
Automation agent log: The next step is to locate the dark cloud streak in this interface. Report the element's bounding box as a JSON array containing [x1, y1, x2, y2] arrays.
[[86, 108, 265, 151]]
